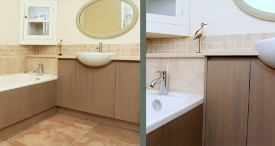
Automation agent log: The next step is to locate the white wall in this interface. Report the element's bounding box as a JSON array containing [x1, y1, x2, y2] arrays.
[[190, 0, 275, 36], [0, 0, 140, 45], [0, 0, 20, 45]]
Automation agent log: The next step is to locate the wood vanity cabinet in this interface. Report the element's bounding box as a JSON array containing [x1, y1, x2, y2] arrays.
[[115, 62, 140, 123], [205, 57, 250, 145], [204, 57, 275, 145], [58, 59, 140, 123], [57, 60, 76, 109], [75, 62, 116, 118], [247, 61, 275, 145]]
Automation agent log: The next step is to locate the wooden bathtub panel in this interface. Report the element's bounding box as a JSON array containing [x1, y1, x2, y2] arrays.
[[0, 81, 57, 130]]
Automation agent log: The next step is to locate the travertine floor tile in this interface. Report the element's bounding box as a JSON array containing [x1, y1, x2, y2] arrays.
[[0, 139, 26, 146], [89, 124, 140, 145], [72, 132, 130, 146], [1, 114, 140, 146], [12, 120, 87, 146], [48, 114, 97, 131]]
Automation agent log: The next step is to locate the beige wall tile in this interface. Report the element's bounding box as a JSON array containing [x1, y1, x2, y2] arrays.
[[3, 56, 27, 75], [168, 58, 205, 94], [0, 57, 3, 75], [146, 58, 205, 94], [28, 58, 44, 73], [44, 58, 58, 75]]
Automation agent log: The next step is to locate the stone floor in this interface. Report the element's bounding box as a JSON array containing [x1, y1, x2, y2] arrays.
[[0, 114, 140, 146]]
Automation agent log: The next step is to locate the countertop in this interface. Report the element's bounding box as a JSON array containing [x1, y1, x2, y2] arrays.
[[146, 49, 259, 58], [27, 55, 140, 61]]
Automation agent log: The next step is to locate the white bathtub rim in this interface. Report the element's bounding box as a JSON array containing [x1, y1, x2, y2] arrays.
[[146, 90, 203, 134], [0, 73, 57, 92]]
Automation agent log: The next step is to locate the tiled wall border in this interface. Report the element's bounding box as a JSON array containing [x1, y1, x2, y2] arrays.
[[0, 43, 140, 76], [38, 43, 140, 57], [146, 32, 275, 53]]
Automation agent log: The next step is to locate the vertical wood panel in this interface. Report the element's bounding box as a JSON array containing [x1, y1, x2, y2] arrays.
[[75, 62, 87, 112], [0, 81, 57, 130], [205, 58, 250, 145], [164, 104, 203, 145], [57, 60, 76, 109], [86, 62, 115, 118], [147, 126, 164, 146], [115, 62, 140, 123], [247, 61, 275, 145], [75, 62, 116, 118]]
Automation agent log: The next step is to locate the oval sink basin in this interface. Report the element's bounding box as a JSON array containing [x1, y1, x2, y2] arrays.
[[253, 38, 275, 68], [77, 52, 116, 66]]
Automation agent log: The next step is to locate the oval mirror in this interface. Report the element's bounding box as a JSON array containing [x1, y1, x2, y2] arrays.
[[234, 0, 275, 21], [76, 0, 138, 39]]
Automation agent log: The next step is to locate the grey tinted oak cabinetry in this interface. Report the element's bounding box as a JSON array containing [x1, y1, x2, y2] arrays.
[[57, 60, 76, 109], [205, 58, 250, 145], [204, 57, 275, 145], [57, 59, 140, 123], [75, 62, 116, 118], [115, 62, 140, 123], [247, 61, 275, 145], [0, 81, 57, 129]]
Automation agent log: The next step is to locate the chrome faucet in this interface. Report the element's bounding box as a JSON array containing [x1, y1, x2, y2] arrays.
[[33, 64, 44, 76], [96, 42, 103, 53], [150, 71, 168, 95]]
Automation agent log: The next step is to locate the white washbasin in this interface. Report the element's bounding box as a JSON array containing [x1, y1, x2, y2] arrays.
[[253, 38, 275, 68], [77, 52, 116, 66]]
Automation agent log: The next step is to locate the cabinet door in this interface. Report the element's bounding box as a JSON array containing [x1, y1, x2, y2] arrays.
[[23, 4, 53, 40], [115, 62, 140, 123], [146, 0, 186, 25], [75, 62, 116, 118], [57, 60, 76, 109], [247, 61, 275, 145], [19, 0, 57, 45], [205, 58, 250, 145], [146, 0, 189, 37]]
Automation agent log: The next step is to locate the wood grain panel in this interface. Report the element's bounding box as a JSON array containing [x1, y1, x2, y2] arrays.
[[75, 62, 115, 118], [75, 61, 88, 112], [205, 58, 250, 145], [0, 81, 57, 130], [0, 89, 20, 129], [163, 104, 203, 146], [57, 60, 76, 109], [146, 126, 164, 146], [247, 61, 275, 145], [115, 62, 140, 123]]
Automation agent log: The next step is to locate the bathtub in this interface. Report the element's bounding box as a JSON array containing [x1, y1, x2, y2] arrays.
[[146, 90, 203, 134], [0, 73, 57, 92]]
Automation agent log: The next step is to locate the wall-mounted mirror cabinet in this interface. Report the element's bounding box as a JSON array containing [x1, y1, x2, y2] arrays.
[[19, 0, 57, 45], [76, 0, 139, 39], [234, 0, 275, 21]]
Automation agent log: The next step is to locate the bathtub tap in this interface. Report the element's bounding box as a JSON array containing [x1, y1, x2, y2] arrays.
[[150, 71, 168, 95], [33, 64, 44, 76]]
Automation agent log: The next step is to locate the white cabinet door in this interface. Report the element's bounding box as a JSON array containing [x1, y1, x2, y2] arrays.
[[146, 0, 190, 38], [23, 4, 53, 40], [146, 0, 184, 25], [19, 0, 57, 45]]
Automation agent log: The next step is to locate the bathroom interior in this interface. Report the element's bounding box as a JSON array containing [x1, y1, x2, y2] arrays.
[[146, 0, 275, 146], [0, 0, 140, 145]]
